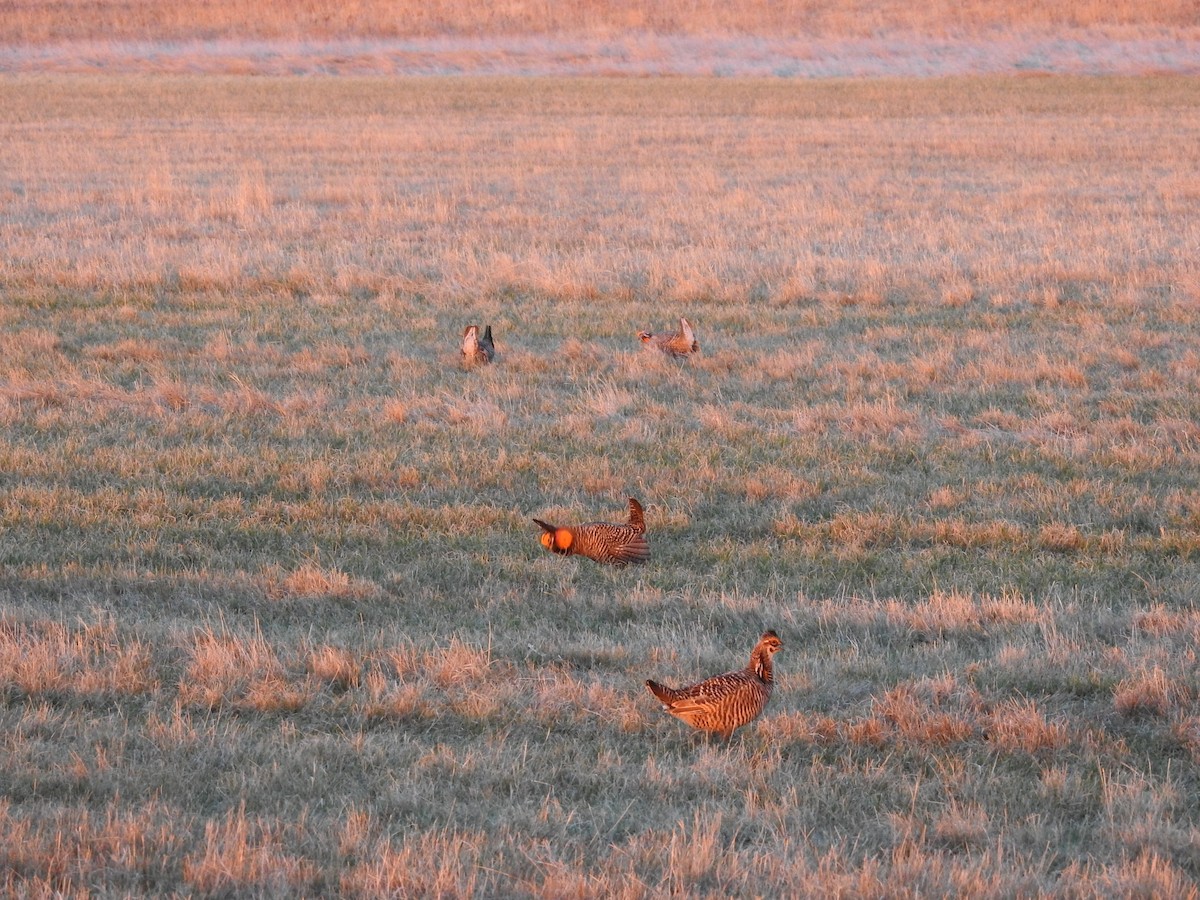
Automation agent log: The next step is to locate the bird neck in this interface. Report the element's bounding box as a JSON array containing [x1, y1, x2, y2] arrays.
[[751, 648, 774, 684]]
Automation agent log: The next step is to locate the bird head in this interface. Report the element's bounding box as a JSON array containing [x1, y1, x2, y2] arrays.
[[533, 519, 573, 554]]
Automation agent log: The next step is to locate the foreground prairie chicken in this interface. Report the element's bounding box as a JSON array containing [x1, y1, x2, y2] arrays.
[[461, 324, 495, 364], [645, 630, 783, 738], [638, 317, 699, 358], [533, 497, 650, 566]]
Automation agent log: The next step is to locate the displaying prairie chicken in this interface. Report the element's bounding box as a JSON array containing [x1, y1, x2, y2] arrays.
[[461, 324, 495, 364], [645, 630, 783, 739], [533, 497, 650, 566], [638, 317, 699, 358]]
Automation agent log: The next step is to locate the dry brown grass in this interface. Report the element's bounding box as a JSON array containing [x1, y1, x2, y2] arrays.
[[0, 617, 158, 698], [2, 76, 1199, 309], [3, 0, 1197, 46], [1, 74, 1200, 896], [182, 803, 320, 896]]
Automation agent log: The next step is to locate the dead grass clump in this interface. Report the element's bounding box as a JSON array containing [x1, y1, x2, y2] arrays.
[[871, 684, 976, 746], [926, 485, 967, 511], [973, 408, 1024, 432], [0, 618, 158, 698], [938, 277, 976, 308], [3, 377, 67, 410], [1132, 605, 1190, 637], [837, 399, 919, 442], [288, 341, 371, 374], [1098, 528, 1127, 554], [1109, 347, 1141, 371], [931, 803, 991, 850], [663, 810, 729, 895], [0, 328, 61, 365], [758, 348, 816, 381], [178, 630, 307, 712], [581, 466, 627, 497], [1035, 359, 1089, 389], [828, 511, 901, 551], [76, 640, 158, 696], [306, 645, 362, 691], [361, 669, 428, 720], [153, 378, 191, 411], [441, 396, 508, 436], [893, 590, 987, 638], [387, 637, 502, 689], [979, 592, 1040, 626], [277, 459, 334, 496], [0, 800, 182, 894], [1037, 523, 1087, 553], [846, 716, 887, 748], [742, 467, 819, 503], [85, 339, 165, 363], [339, 828, 481, 898], [559, 337, 605, 367], [577, 380, 635, 419], [985, 699, 1069, 754], [219, 380, 283, 417], [1093, 851, 1199, 899], [182, 804, 318, 896], [698, 402, 751, 438], [1113, 667, 1187, 718], [267, 563, 382, 602], [768, 710, 827, 744], [1155, 529, 1200, 559], [1171, 717, 1200, 764], [926, 518, 1025, 550], [1038, 410, 1081, 437], [382, 397, 409, 424], [0, 621, 71, 696]]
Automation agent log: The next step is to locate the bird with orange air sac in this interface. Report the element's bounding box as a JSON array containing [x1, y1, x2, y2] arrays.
[[533, 497, 649, 566]]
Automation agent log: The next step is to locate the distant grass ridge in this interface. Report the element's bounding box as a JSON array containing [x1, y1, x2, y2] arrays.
[[3, 0, 1196, 45]]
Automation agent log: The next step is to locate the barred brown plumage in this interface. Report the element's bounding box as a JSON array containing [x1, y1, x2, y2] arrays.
[[461, 324, 495, 364], [638, 316, 699, 358], [533, 497, 649, 566], [645, 630, 783, 739]]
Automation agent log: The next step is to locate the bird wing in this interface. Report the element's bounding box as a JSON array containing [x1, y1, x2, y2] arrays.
[[461, 325, 479, 357], [679, 317, 695, 345], [671, 670, 755, 704], [609, 532, 650, 564]]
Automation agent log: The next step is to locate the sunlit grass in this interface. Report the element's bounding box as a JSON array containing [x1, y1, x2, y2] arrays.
[[3, 0, 1195, 45], [1, 74, 1199, 895]]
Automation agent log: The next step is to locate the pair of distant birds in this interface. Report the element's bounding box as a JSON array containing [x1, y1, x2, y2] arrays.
[[535, 496, 782, 739], [461, 317, 700, 364]]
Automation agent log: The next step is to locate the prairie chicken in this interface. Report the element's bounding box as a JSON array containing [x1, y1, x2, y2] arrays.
[[461, 324, 495, 364], [638, 317, 699, 358], [645, 630, 783, 739], [533, 497, 650, 566]]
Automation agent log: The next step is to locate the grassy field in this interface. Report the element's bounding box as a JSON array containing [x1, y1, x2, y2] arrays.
[[5, 0, 1196, 44], [2, 74, 1200, 895]]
